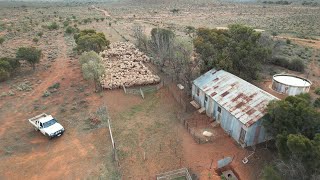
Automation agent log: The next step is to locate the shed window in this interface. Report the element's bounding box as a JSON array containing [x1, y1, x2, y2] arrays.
[[197, 88, 200, 96], [218, 106, 221, 113], [205, 95, 208, 102]]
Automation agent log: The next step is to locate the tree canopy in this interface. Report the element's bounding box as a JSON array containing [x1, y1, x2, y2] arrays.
[[74, 29, 110, 53], [263, 94, 320, 179], [193, 24, 271, 81], [149, 28, 175, 71], [79, 51, 105, 91], [0, 57, 20, 82], [16, 47, 41, 70]]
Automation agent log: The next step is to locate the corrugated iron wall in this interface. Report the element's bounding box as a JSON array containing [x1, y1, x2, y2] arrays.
[[192, 83, 268, 147]]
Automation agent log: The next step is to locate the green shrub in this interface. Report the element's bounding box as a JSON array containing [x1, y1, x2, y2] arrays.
[[83, 18, 92, 24], [16, 47, 41, 70], [288, 59, 304, 72], [16, 81, 33, 91], [0, 57, 20, 81], [0, 68, 10, 82], [43, 90, 51, 97], [33, 38, 39, 43], [315, 88, 320, 95], [0, 36, 4, 45], [314, 98, 320, 108], [37, 32, 43, 37], [286, 39, 291, 44], [65, 26, 78, 34], [63, 21, 69, 27], [170, 8, 180, 13], [74, 29, 109, 53], [272, 32, 278, 36], [47, 22, 59, 30], [48, 82, 60, 89], [271, 57, 290, 68]]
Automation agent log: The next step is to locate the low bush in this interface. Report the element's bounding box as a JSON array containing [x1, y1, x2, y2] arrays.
[[37, 32, 43, 37], [33, 38, 39, 43], [314, 98, 320, 108], [47, 22, 59, 30], [271, 57, 290, 68], [315, 88, 320, 95], [63, 21, 69, 27], [0, 36, 4, 45], [286, 39, 291, 44], [65, 26, 79, 34], [0, 57, 20, 81], [288, 59, 304, 72], [48, 82, 60, 89], [271, 57, 304, 72], [42, 90, 51, 97]]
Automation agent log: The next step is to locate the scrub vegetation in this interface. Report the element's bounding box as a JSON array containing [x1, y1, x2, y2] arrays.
[[0, 0, 319, 179]]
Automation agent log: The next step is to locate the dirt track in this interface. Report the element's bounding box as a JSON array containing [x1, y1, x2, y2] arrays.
[[276, 36, 320, 49]]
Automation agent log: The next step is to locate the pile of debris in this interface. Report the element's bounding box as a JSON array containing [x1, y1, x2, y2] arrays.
[[99, 42, 160, 89]]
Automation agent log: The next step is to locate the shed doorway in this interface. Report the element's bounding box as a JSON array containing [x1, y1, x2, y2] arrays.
[[239, 128, 246, 144]]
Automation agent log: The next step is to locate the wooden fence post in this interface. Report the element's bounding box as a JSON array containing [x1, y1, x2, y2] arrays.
[[122, 84, 126, 94], [140, 88, 144, 99]]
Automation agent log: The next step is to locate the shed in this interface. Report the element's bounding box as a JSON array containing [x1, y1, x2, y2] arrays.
[[192, 69, 278, 147]]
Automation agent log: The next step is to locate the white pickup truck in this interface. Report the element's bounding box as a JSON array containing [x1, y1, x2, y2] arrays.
[[29, 113, 65, 139]]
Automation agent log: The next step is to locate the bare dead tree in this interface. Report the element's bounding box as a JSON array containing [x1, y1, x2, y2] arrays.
[[149, 28, 175, 72], [169, 38, 193, 82], [132, 23, 149, 52], [274, 157, 308, 180]]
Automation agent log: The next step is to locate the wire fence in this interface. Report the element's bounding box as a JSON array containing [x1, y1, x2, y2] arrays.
[[156, 168, 192, 180], [176, 113, 214, 144]]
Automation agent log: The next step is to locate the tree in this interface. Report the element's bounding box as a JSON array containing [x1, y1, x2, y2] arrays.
[[193, 24, 271, 81], [264, 94, 320, 139], [264, 94, 320, 179], [262, 165, 282, 180], [133, 24, 148, 52], [16, 47, 41, 70], [149, 28, 175, 71], [74, 29, 109, 53], [0, 57, 20, 81], [169, 38, 192, 81], [79, 51, 105, 91], [132, 27, 197, 92]]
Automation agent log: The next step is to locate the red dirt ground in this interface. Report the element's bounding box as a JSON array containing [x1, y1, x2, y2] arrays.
[[179, 113, 273, 180], [0, 35, 116, 179]]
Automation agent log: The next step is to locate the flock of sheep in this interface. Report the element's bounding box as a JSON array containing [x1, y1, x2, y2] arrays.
[[99, 42, 160, 89]]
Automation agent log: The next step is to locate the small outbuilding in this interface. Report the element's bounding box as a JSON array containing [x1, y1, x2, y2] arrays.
[[192, 69, 278, 147]]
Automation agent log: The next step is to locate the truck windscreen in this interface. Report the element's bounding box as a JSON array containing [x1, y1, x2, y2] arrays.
[[43, 119, 57, 128]]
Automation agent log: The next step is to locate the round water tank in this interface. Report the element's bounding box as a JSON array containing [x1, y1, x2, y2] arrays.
[[272, 74, 312, 96]]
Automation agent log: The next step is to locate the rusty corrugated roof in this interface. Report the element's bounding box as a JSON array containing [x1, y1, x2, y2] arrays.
[[193, 69, 279, 127]]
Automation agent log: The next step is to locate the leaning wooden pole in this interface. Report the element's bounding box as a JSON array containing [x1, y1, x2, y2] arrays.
[[107, 114, 118, 164]]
